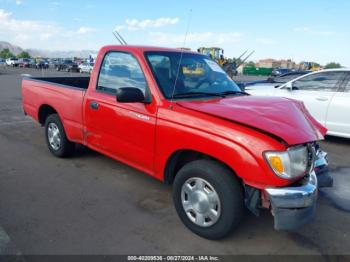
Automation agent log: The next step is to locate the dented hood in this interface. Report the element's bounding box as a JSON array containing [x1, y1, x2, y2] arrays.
[[177, 96, 327, 145]]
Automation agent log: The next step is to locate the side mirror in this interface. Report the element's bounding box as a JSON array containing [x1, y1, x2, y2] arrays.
[[116, 87, 147, 103]]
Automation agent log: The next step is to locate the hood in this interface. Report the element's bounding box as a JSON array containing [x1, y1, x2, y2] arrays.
[[177, 96, 327, 145]]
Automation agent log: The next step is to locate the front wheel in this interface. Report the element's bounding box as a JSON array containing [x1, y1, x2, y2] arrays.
[[173, 159, 243, 239], [45, 114, 75, 157]]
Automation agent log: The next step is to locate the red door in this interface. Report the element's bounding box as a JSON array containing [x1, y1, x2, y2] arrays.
[[84, 51, 157, 174]]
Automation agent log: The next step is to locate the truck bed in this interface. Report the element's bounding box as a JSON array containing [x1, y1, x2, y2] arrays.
[[22, 76, 89, 144], [29, 76, 90, 90]]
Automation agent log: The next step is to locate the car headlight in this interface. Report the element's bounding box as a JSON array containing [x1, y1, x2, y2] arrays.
[[264, 145, 314, 179]]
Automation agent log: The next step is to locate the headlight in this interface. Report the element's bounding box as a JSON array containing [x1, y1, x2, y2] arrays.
[[264, 145, 314, 179]]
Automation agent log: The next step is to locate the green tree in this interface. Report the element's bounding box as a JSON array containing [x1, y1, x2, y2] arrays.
[[0, 48, 15, 59], [324, 62, 342, 69], [17, 51, 31, 59], [246, 61, 256, 67]]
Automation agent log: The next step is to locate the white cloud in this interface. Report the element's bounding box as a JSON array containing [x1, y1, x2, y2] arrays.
[[50, 1, 60, 6], [116, 17, 179, 31], [215, 32, 243, 44], [0, 9, 58, 34], [256, 38, 275, 44], [15, 0, 22, 5], [77, 26, 96, 34], [0, 9, 100, 50], [149, 32, 212, 44], [294, 26, 311, 32], [14, 33, 29, 42], [294, 26, 335, 36], [148, 31, 243, 46], [312, 31, 335, 36], [39, 33, 53, 40], [48, 1, 60, 11]]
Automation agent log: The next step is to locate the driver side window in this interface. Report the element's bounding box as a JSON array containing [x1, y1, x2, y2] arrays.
[[97, 52, 147, 95], [292, 72, 344, 91]]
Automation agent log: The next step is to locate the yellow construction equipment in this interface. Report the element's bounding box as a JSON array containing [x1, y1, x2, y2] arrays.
[[198, 47, 254, 78], [300, 62, 322, 71], [198, 47, 226, 66]]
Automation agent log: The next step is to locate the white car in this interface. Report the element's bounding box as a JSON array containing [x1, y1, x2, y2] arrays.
[[247, 69, 350, 138], [79, 62, 94, 74], [6, 57, 19, 66]]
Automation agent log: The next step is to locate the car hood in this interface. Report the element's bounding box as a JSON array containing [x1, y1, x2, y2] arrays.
[[177, 96, 327, 145]]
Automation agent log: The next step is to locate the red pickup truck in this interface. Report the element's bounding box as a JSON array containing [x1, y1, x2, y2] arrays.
[[22, 45, 330, 239]]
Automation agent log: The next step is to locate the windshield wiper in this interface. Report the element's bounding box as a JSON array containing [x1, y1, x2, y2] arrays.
[[172, 90, 249, 99], [173, 92, 224, 98], [217, 90, 249, 96]]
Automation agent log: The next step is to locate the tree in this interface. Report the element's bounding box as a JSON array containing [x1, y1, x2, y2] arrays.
[[246, 61, 256, 67], [17, 51, 31, 59], [0, 48, 15, 59], [324, 62, 342, 69]]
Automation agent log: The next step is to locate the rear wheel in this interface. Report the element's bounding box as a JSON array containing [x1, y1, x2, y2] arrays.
[[173, 159, 243, 239], [45, 114, 75, 157]]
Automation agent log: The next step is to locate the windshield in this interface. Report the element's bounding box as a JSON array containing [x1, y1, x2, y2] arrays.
[[274, 73, 307, 83], [145, 51, 241, 99]]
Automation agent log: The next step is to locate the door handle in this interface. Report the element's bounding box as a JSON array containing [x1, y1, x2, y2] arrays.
[[90, 101, 99, 110], [315, 97, 328, 102]]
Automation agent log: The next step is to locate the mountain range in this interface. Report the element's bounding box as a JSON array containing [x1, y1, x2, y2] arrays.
[[0, 41, 97, 58]]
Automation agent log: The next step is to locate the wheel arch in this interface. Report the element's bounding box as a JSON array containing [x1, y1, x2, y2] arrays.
[[163, 149, 241, 185], [38, 104, 58, 126]]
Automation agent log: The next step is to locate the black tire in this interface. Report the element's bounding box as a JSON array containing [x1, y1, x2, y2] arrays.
[[45, 114, 75, 157], [173, 159, 243, 240]]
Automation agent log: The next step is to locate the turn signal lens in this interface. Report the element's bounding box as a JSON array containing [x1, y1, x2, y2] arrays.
[[264, 145, 311, 179], [268, 156, 284, 174]]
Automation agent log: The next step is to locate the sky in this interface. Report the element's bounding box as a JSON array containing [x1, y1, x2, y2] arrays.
[[0, 0, 349, 66]]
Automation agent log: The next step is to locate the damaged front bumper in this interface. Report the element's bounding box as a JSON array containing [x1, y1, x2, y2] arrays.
[[314, 147, 333, 188], [244, 144, 332, 230], [265, 171, 318, 230], [264, 145, 332, 230]]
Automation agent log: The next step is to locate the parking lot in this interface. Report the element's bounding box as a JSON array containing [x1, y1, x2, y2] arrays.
[[0, 66, 350, 256]]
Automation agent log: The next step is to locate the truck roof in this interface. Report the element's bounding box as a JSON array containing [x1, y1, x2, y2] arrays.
[[100, 45, 198, 54]]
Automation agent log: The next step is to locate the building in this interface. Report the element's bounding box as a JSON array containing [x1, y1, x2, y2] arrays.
[[256, 58, 297, 69], [279, 59, 297, 69], [256, 59, 280, 68]]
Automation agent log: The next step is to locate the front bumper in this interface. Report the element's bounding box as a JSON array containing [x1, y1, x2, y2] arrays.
[[265, 171, 318, 230], [314, 148, 333, 188]]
